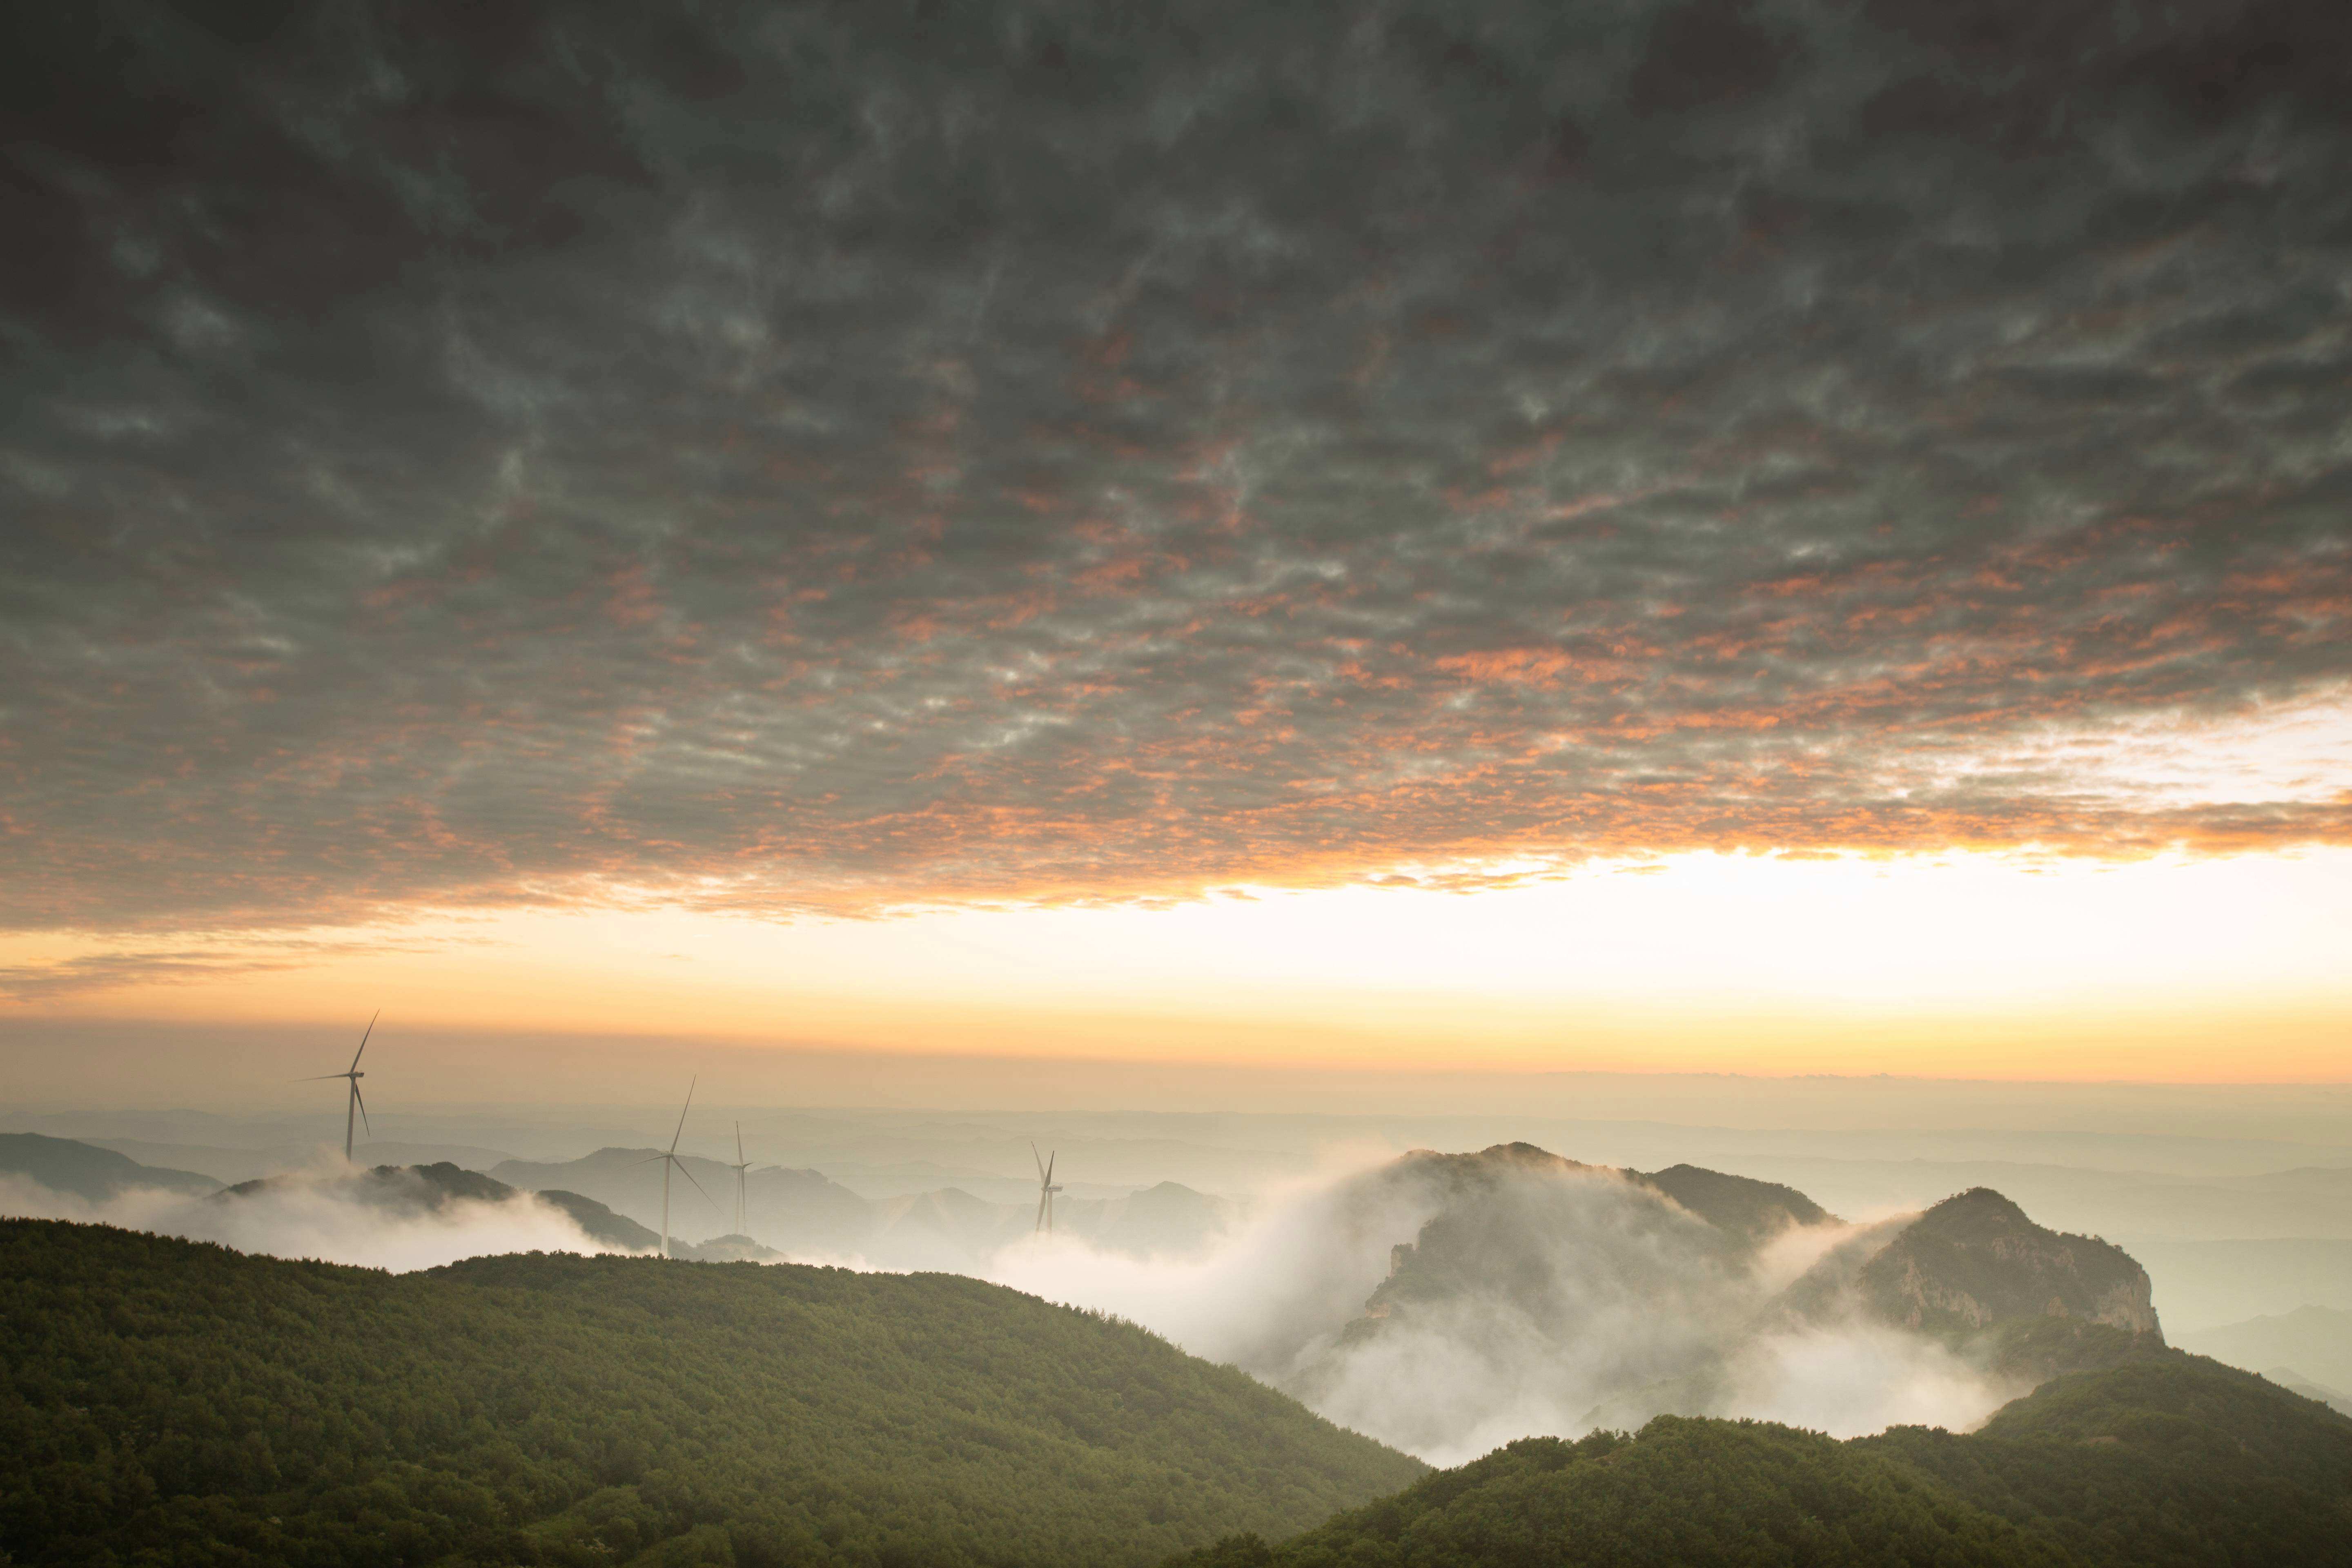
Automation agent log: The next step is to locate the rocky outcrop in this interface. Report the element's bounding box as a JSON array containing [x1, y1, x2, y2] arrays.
[[1858, 1187, 2161, 1340]]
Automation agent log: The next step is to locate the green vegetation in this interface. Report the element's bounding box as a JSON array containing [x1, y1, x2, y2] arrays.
[[1868, 1357, 2352, 1566], [1169, 1355, 2352, 1568], [0, 1218, 1423, 1568]]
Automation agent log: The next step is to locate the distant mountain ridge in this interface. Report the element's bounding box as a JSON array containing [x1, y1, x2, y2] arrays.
[[489, 1148, 1241, 1265], [2180, 1303, 2352, 1403], [218, 1160, 659, 1251], [0, 1133, 218, 1200]]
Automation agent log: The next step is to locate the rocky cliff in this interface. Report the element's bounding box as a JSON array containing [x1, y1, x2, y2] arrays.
[[1857, 1187, 2161, 1339]]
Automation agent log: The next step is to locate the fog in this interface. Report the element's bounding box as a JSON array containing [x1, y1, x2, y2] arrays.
[[0, 1165, 638, 1273], [988, 1158, 2016, 1464], [5, 1148, 2029, 1464]]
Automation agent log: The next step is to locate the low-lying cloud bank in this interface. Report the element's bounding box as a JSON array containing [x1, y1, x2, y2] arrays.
[[0, 1165, 637, 1273]]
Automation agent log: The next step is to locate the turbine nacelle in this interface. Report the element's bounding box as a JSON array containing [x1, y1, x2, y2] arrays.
[[303, 1011, 379, 1161]]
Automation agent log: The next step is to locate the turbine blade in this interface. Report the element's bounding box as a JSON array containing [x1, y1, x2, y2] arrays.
[[298, 1074, 349, 1081], [1045, 1152, 1055, 1185], [674, 1156, 715, 1207], [352, 1082, 371, 1136], [1036, 1192, 1048, 1229], [350, 1009, 380, 1073], [669, 1075, 697, 1153], [1032, 1141, 1046, 1181], [735, 1121, 744, 1165]]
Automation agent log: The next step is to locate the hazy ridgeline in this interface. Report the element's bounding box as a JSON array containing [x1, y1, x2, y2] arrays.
[[11, 1108, 2349, 1468], [11, 1089, 2352, 1331]]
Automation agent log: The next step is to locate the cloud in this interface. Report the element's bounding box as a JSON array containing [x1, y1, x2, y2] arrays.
[[0, 935, 448, 1000], [988, 1156, 2017, 1463], [0, 1165, 638, 1272], [4, 0, 2350, 932]]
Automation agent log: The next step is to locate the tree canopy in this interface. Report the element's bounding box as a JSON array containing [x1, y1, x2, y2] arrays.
[[1167, 1352, 2352, 1568], [0, 1218, 1423, 1568]]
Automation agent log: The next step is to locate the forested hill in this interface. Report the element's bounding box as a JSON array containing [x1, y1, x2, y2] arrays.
[[1168, 1352, 2352, 1568], [0, 1218, 1423, 1568]]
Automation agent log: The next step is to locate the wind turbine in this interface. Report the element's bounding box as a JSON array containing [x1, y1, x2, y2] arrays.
[[725, 1121, 755, 1237], [303, 1011, 379, 1161], [1032, 1142, 1062, 1235], [639, 1078, 711, 1258]]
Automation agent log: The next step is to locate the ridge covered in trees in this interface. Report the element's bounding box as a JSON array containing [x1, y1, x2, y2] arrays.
[[0, 1218, 1423, 1568], [1169, 1353, 2352, 1568]]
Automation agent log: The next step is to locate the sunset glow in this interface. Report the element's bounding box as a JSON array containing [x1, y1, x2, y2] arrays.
[[8, 842, 2345, 1083]]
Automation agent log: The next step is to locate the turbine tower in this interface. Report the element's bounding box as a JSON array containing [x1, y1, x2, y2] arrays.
[[639, 1077, 711, 1258], [726, 1121, 755, 1237], [303, 1011, 379, 1160], [1032, 1143, 1062, 1235]]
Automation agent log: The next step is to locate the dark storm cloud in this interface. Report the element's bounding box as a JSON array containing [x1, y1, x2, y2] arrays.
[[3, 0, 2349, 929]]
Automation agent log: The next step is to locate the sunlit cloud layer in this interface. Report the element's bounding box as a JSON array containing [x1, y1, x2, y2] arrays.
[[5, 0, 2350, 937]]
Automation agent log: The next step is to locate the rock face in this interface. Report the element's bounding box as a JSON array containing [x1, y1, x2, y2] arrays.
[[1858, 1187, 2162, 1339]]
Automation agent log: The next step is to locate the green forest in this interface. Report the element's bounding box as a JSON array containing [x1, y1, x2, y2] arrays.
[[13, 1216, 2352, 1568], [1168, 1354, 2352, 1568], [0, 1219, 1423, 1568]]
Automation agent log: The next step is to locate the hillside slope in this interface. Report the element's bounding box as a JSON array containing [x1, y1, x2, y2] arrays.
[[0, 1218, 1423, 1568], [1171, 1355, 2352, 1568]]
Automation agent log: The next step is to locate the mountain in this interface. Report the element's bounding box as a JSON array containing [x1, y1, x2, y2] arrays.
[[1206, 1145, 2178, 1461], [216, 1160, 658, 1251], [532, 1187, 661, 1251], [0, 1217, 1422, 1567], [2264, 1368, 2352, 1419], [1226, 1144, 1859, 1460], [489, 1148, 1238, 1264], [0, 1133, 218, 1199], [1855, 1187, 2160, 1336], [675, 1231, 784, 1262], [491, 1149, 880, 1254], [1065, 1180, 1243, 1259], [219, 1159, 515, 1209], [1170, 1354, 2352, 1568], [1633, 1162, 1833, 1243], [2180, 1303, 2352, 1399]]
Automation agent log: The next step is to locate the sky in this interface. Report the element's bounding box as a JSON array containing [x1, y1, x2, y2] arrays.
[[2, 0, 2348, 1096]]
